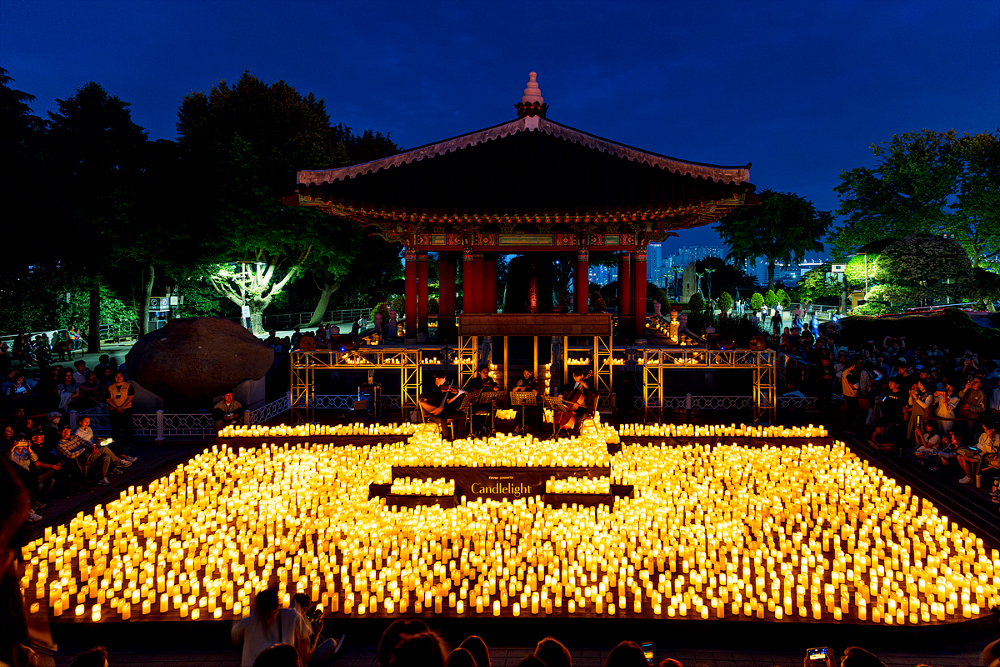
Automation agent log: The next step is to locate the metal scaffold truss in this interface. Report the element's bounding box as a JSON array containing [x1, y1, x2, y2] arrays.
[[456, 336, 480, 389], [290, 349, 423, 423], [641, 348, 776, 423]]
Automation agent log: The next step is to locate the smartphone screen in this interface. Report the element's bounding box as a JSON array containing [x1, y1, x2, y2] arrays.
[[641, 642, 653, 665], [807, 647, 829, 660]]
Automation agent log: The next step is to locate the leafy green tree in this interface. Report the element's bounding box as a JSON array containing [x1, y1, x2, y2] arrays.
[[832, 130, 1000, 267], [46, 82, 148, 351], [776, 289, 791, 309], [178, 72, 358, 332], [749, 293, 764, 311], [687, 292, 705, 314], [795, 264, 841, 305], [877, 234, 972, 307], [716, 292, 734, 313], [764, 289, 778, 308], [714, 189, 831, 289]]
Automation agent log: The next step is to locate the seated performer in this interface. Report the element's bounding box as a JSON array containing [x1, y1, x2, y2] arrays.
[[464, 365, 499, 393], [418, 371, 467, 437], [512, 367, 538, 394], [511, 367, 540, 433], [554, 369, 596, 433]]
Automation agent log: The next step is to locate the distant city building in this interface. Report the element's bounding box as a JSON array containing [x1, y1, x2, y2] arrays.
[[646, 243, 663, 286]]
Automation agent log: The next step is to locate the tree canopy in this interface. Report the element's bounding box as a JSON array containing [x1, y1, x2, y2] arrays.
[[832, 129, 1000, 268], [714, 189, 831, 289], [177, 71, 360, 331]]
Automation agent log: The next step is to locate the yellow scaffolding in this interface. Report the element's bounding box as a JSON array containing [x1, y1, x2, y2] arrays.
[[639, 348, 776, 423], [289, 348, 423, 423], [456, 336, 479, 389]]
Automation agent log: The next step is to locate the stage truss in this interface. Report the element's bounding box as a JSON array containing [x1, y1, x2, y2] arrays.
[[641, 348, 776, 424], [290, 349, 422, 422]]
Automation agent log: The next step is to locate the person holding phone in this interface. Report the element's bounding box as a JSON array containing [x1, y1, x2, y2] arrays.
[[213, 391, 245, 431]]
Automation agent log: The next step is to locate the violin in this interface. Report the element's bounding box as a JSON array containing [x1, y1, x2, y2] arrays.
[[554, 371, 593, 430]]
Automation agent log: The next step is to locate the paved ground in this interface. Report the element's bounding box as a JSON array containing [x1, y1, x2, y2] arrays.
[[45, 639, 990, 667]]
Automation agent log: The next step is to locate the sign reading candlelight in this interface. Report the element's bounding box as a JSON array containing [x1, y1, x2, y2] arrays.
[[393, 466, 608, 500]]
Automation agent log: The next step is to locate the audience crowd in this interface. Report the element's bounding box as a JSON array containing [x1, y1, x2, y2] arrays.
[[1, 350, 140, 524], [775, 322, 1000, 507]]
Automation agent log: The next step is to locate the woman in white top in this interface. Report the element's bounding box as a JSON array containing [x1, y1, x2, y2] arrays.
[[232, 588, 313, 667], [907, 379, 934, 442], [933, 380, 960, 434]]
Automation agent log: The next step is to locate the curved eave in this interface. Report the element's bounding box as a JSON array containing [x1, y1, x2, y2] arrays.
[[298, 117, 751, 187]]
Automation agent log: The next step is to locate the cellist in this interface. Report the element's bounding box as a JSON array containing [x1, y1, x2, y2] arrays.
[[555, 368, 596, 432]]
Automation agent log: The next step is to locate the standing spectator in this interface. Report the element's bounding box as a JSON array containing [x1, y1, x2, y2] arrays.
[[105, 372, 134, 451], [232, 588, 313, 667], [56, 369, 79, 412], [957, 376, 987, 434], [906, 379, 933, 442], [290, 327, 303, 349], [7, 437, 52, 521], [213, 392, 245, 431], [933, 381, 960, 435], [72, 360, 89, 385], [841, 362, 860, 429]]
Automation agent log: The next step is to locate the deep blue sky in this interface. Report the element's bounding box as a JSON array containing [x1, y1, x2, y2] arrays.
[[5, 0, 998, 256]]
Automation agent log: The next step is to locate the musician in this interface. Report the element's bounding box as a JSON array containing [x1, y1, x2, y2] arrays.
[[512, 367, 540, 433], [556, 369, 596, 432], [512, 367, 538, 393], [464, 365, 499, 393], [418, 371, 467, 437]]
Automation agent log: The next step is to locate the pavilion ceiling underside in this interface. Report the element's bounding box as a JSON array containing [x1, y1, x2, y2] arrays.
[[296, 130, 753, 237]]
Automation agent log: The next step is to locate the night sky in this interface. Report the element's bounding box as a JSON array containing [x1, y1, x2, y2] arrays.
[[5, 0, 998, 255]]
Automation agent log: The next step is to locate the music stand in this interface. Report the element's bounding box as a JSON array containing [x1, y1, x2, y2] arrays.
[[510, 391, 538, 433], [474, 390, 505, 436], [541, 395, 571, 438]]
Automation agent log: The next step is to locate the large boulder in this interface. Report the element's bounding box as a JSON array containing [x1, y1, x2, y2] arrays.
[[127, 317, 274, 402]]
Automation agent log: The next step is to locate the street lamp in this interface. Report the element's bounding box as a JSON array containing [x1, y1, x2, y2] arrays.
[[705, 268, 716, 303]]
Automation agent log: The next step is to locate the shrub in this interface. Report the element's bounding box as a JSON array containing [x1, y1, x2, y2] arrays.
[[749, 292, 764, 310], [717, 292, 734, 313], [428, 298, 439, 314], [389, 295, 404, 314], [764, 290, 778, 307], [776, 289, 791, 309], [370, 302, 391, 323], [688, 293, 705, 314]]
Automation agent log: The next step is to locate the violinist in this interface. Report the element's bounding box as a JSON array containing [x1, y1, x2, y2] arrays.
[[464, 365, 499, 393], [512, 367, 540, 433], [418, 371, 467, 437], [512, 367, 538, 393], [555, 369, 596, 433]]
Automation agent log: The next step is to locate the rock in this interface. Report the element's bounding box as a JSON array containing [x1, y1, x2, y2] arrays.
[[127, 317, 274, 402]]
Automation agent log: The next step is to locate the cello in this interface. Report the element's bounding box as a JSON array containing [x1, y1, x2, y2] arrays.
[[554, 370, 593, 431]]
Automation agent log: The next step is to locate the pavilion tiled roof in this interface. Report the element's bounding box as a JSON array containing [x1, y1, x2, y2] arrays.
[[292, 80, 755, 242]]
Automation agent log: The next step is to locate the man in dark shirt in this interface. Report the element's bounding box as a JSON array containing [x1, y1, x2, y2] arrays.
[[418, 372, 466, 437], [464, 365, 499, 393]]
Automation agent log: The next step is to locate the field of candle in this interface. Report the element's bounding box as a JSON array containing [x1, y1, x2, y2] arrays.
[[19, 434, 999, 626]]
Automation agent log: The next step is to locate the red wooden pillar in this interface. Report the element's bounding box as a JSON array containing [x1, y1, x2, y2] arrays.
[[618, 252, 631, 317], [438, 255, 455, 343], [404, 249, 417, 344], [472, 253, 485, 313], [484, 254, 497, 313], [417, 252, 429, 342], [633, 248, 647, 339], [575, 248, 590, 314], [462, 249, 474, 314]]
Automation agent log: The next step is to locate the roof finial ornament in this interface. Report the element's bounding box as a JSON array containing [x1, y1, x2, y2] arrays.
[[515, 71, 548, 119]]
